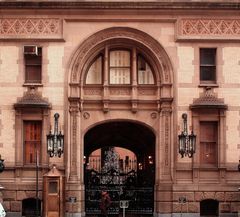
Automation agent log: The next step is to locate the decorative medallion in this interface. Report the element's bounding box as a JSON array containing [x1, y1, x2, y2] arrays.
[[151, 112, 157, 119], [83, 112, 90, 119]]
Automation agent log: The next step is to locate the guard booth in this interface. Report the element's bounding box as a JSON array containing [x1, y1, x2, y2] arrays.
[[43, 166, 65, 217]]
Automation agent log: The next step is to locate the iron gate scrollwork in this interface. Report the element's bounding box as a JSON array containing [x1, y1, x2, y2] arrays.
[[85, 168, 154, 215], [85, 146, 154, 216]]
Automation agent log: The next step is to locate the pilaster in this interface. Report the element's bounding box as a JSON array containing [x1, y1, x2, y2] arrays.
[[69, 98, 80, 182]]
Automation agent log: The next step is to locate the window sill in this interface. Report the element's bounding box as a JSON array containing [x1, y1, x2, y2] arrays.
[[23, 83, 43, 87], [198, 83, 219, 88]]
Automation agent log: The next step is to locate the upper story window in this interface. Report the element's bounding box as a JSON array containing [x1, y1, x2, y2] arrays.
[[110, 50, 131, 84], [85, 48, 155, 85], [138, 55, 154, 85], [24, 121, 42, 164], [24, 46, 42, 84], [86, 55, 103, 84], [200, 48, 216, 84]]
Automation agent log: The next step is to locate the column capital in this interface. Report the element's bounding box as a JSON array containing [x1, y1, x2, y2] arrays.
[[69, 98, 80, 113]]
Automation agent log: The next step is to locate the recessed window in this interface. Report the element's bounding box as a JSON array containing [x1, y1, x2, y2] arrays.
[[200, 48, 216, 84], [86, 55, 103, 84], [85, 48, 156, 85], [138, 55, 154, 84], [24, 121, 42, 164], [25, 47, 42, 83], [200, 122, 218, 166], [109, 50, 131, 84], [49, 181, 58, 194]]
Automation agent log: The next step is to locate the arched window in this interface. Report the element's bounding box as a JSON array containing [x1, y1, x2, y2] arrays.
[[86, 55, 103, 84], [137, 55, 154, 84], [85, 48, 155, 85]]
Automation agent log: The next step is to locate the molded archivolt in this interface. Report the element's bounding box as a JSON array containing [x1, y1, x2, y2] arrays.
[[68, 27, 173, 90]]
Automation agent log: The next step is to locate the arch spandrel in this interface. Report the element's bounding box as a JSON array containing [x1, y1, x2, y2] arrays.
[[68, 27, 173, 90]]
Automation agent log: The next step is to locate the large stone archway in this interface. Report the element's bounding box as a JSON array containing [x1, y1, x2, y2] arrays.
[[84, 120, 156, 216], [67, 27, 174, 216]]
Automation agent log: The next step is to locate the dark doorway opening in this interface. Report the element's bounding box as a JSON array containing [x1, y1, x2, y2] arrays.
[[200, 199, 219, 216], [22, 198, 41, 217], [84, 121, 155, 216]]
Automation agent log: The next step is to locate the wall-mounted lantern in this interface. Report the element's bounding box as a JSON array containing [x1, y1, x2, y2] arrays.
[[178, 113, 196, 158], [47, 113, 64, 158]]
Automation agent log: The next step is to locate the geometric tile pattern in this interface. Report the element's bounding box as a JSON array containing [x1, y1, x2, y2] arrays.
[[180, 19, 240, 36], [0, 18, 61, 36]]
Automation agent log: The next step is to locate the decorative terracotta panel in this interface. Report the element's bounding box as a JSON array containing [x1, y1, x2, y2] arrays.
[[0, 18, 62, 39], [178, 19, 240, 40]]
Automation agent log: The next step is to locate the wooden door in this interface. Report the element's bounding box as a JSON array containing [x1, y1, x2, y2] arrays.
[[47, 179, 60, 217]]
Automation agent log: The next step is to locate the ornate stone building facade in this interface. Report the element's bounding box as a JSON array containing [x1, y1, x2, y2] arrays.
[[0, 1, 239, 217]]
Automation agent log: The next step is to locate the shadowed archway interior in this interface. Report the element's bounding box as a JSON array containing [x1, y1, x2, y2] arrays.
[[84, 121, 155, 157]]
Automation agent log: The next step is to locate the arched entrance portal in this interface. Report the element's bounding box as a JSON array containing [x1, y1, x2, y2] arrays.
[[84, 121, 155, 216]]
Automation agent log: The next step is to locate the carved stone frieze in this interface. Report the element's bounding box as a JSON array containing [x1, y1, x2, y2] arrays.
[[225, 192, 240, 202], [220, 203, 231, 212], [195, 191, 229, 202], [0, 18, 62, 38], [179, 19, 240, 39], [215, 192, 225, 201], [173, 192, 194, 202], [188, 202, 199, 213], [195, 192, 204, 201], [138, 88, 156, 95], [84, 88, 102, 95], [173, 203, 182, 212], [110, 88, 131, 95], [203, 192, 216, 200]]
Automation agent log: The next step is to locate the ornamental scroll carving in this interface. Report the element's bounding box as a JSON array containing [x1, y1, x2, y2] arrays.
[[179, 19, 240, 37], [0, 18, 62, 38]]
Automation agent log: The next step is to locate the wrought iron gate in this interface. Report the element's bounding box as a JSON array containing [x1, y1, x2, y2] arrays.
[[85, 168, 154, 215], [85, 147, 154, 216]]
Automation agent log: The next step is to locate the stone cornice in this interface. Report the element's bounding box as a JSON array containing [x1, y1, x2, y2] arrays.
[[0, 1, 238, 10]]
